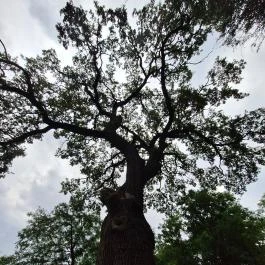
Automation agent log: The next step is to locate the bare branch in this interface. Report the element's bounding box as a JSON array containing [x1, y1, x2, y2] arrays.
[[0, 39, 8, 58], [188, 49, 214, 65]]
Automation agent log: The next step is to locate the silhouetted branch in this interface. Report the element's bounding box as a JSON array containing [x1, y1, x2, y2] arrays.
[[0, 126, 53, 146], [0, 39, 8, 58]]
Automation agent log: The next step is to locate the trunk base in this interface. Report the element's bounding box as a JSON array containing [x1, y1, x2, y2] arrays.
[[97, 189, 155, 265]]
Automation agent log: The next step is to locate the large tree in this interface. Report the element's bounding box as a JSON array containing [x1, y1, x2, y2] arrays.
[[1, 0, 265, 264]]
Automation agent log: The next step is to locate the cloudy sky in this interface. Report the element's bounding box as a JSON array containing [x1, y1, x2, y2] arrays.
[[0, 0, 265, 255]]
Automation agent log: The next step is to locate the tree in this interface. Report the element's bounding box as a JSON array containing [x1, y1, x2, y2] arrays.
[[1, 0, 265, 264], [156, 190, 265, 265], [155, 214, 197, 265], [14, 193, 100, 265]]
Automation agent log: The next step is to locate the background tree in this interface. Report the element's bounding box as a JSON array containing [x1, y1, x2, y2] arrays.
[[156, 190, 265, 265], [1, 0, 265, 264], [155, 215, 197, 265], [14, 192, 100, 265]]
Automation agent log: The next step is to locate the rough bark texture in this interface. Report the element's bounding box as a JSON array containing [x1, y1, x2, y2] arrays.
[[97, 188, 155, 265]]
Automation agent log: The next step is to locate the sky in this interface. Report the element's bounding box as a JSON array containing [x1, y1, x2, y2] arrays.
[[0, 0, 265, 255]]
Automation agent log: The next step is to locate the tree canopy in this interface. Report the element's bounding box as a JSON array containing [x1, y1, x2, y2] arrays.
[[1, 0, 265, 211]]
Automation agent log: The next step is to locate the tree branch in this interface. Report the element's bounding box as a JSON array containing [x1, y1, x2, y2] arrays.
[[186, 128, 223, 161], [0, 39, 8, 59], [160, 46, 174, 136], [120, 124, 150, 151], [116, 58, 157, 108], [0, 58, 32, 90], [1, 76, 137, 161], [143, 43, 176, 180], [0, 126, 52, 146], [0, 81, 50, 121], [143, 145, 166, 184], [83, 83, 110, 117], [82, 45, 112, 118], [95, 157, 126, 191]]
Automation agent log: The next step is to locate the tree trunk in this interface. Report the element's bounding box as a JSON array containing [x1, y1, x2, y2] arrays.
[[96, 192, 155, 265], [97, 160, 155, 265]]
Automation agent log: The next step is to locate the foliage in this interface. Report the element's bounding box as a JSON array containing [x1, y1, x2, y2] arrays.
[[0, 0, 265, 214], [258, 193, 265, 215], [0, 256, 15, 265], [14, 193, 100, 265], [187, 0, 265, 48], [156, 190, 265, 265]]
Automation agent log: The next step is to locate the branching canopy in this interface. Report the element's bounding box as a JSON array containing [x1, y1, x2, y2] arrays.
[[1, 0, 265, 208]]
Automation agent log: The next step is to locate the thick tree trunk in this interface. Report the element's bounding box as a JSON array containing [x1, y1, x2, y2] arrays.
[[97, 159, 155, 265], [96, 191, 155, 265]]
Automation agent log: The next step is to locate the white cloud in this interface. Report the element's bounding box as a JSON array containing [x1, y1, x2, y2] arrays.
[[28, 0, 63, 41], [0, 133, 82, 254]]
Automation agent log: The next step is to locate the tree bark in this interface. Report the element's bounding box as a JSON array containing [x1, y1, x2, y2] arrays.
[[97, 194, 155, 265], [97, 161, 155, 265]]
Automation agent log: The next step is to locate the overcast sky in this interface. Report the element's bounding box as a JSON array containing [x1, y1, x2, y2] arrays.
[[0, 0, 265, 255]]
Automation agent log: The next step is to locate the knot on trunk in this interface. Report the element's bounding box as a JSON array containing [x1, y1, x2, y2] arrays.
[[99, 187, 143, 232], [111, 215, 128, 231], [100, 188, 137, 211]]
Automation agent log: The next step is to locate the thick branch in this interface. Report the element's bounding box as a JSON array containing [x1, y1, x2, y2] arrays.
[[167, 126, 223, 161], [0, 126, 52, 146], [160, 46, 174, 136], [1, 79, 138, 161]]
